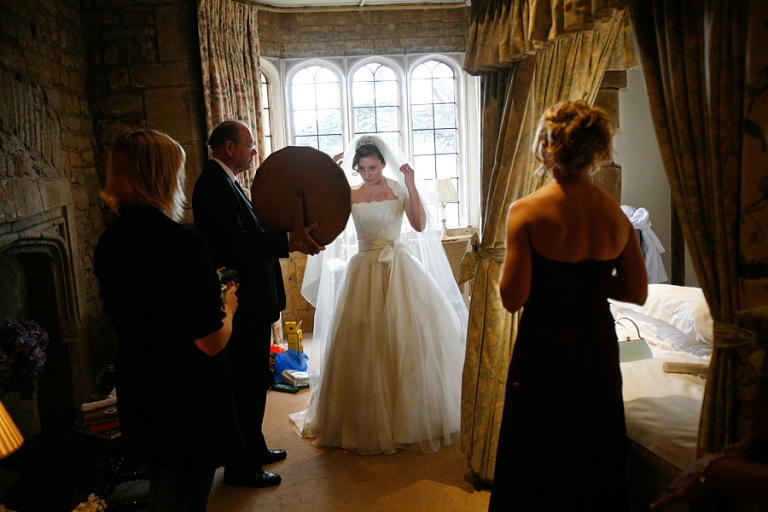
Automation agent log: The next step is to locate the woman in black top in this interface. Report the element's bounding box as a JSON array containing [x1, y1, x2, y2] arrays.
[[94, 130, 243, 512]]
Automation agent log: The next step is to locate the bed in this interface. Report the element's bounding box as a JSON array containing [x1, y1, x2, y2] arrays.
[[611, 284, 714, 511]]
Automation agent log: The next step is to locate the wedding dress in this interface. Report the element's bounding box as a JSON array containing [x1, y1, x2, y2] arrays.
[[290, 176, 466, 455]]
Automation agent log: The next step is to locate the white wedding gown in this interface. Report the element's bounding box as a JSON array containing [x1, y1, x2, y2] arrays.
[[290, 181, 465, 454]]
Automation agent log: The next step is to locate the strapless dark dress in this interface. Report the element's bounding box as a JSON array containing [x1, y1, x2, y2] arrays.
[[489, 253, 628, 511]]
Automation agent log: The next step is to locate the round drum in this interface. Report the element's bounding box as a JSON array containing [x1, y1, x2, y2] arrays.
[[250, 146, 351, 247]]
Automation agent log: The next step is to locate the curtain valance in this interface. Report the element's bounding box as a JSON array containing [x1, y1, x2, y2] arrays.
[[464, 0, 637, 74]]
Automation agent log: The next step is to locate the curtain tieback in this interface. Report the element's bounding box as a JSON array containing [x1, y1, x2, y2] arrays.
[[458, 232, 506, 284], [713, 321, 756, 350]]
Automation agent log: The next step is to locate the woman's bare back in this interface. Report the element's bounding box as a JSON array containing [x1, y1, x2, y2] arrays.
[[524, 179, 630, 263]]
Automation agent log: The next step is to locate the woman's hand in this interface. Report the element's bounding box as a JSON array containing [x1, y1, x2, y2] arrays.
[[333, 152, 344, 166], [224, 283, 239, 315], [400, 163, 416, 185], [651, 453, 720, 509]]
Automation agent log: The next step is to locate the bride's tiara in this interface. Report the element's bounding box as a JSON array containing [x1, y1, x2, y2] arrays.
[[356, 140, 377, 149]]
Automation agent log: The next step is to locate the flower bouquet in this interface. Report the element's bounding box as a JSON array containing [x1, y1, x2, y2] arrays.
[[0, 320, 49, 399]]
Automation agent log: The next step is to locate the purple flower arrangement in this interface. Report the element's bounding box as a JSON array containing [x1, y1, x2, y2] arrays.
[[0, 320, 49, 393]]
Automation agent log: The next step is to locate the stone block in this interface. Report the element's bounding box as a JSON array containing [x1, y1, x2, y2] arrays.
[[103, 45, 119, 65], [593, 164, 621, 202], [38, 178, 72, 210], [442, 7, 470, 22], [98, 119, 139, 144], [14, 179, 44, 219], [0, 42, 25, 74], [72, 182, 91, 210], [285, 285, 307, 311], [145, 88, 203, 143], [0, 180, 18, 223], [130, 62, 194, 88], [600, 70, 627, 89], [69, 152, 82, 168], [12, 152, 31, 179], [98, 92, 144, 117], [296, 308, 314, 334], [100, 27, 156, 42], [157, 5, 197, 63], [123, 7, 155, 27], [107, 68, 130, 91], [594, 88, 619, 129]]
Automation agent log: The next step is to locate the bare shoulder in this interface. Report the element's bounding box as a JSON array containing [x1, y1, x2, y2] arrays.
[[350, 185, 364, 203]]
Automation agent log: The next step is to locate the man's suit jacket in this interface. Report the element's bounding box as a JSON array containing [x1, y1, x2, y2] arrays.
[[192, 160, 289, 325]]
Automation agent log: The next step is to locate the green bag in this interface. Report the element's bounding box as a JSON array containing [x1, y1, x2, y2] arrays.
[[616, 317, 653, 363]]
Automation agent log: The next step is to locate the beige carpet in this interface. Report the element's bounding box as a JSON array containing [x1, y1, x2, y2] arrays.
[[110, 337, 491, 511], [208, 384, 490, 511]]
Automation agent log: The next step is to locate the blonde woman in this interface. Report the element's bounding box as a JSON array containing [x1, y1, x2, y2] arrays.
[[490, 101, 647, 511], [94, 130, 242, 512]]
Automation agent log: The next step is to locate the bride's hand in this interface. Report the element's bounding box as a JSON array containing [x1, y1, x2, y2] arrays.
[[400, 163, 416, 184], [333, 152, 344, 166]]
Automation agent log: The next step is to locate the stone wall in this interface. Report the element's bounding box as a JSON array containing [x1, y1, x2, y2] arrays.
[[79, 0, 208, 221], [257, 6, 470, 58], [0, 0, 104, 411]]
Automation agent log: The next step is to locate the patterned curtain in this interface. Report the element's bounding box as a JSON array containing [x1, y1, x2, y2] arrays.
[[197, 0, 265, 190], [459, 4, 636, 482], [631, 0, 768, 476]]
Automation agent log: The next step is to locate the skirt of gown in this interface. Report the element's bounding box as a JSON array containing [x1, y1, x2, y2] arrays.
[[291, 242, 465, 454]]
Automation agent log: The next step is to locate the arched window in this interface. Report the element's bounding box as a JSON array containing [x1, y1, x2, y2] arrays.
[[410, 59, 460, 227], [290, 65, 343, 156], [260, 71, 274, 158], [351, 62, 400, 150], [281, 55, 479, 229]]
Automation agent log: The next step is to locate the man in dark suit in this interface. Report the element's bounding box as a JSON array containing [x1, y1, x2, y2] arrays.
[[192, 120, 322, 488]]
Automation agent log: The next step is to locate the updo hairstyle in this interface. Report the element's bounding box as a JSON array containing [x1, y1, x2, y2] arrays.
[[533, 100, 614, 177], [352, 142, 386, 170]]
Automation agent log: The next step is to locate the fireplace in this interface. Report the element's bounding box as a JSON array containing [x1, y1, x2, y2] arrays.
[[0, 206, 83, 437]]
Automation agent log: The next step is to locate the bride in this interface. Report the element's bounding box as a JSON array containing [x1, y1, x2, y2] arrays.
[[290, 135, 468, 455]]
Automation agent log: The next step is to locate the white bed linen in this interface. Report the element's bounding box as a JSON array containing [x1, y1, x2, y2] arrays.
[[617, 317, 709, 470]]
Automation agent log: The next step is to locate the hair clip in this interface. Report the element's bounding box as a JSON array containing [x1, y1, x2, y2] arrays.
[[356, 140, 376, 149]]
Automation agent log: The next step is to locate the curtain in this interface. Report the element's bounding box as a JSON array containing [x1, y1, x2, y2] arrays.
[[464, 0, 635, 74], [630, 1, 763, 463], [459, 5, 635, 481], [197, 0, 265, 189]]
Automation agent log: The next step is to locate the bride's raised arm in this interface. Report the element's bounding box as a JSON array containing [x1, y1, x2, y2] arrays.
[[400, 163, 427, 232]]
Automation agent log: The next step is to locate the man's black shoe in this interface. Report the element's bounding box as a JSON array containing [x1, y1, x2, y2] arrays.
[[223, 470, 281, 488], [262, 449, 287, 465]]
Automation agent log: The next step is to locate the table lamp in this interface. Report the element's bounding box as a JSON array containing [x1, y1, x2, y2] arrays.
[[437, 179, 459, 239], [0, 401, 23, 459]]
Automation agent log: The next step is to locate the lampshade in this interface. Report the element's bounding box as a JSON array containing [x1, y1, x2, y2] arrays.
[[437, 179, 459, 203], [0, 401, 23, 459]]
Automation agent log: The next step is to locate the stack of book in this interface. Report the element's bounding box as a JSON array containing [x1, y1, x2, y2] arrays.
[[281, 370, 309, 388], [73, 388, 121, 440]]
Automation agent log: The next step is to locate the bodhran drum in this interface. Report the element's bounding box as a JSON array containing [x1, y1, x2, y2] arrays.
[[250, 146, 351, 250]]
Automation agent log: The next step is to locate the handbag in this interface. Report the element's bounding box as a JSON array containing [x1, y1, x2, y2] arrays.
[[615, 317, 653, 363]]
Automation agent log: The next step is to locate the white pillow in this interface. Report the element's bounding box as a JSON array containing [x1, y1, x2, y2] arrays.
[[610, 284, 714, 346], [613, 307, 712, 358]]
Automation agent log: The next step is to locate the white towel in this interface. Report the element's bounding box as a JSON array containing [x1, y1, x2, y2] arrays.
[[621, 205, 669, 284]]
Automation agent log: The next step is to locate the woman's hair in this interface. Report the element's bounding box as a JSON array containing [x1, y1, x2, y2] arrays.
[[352, 142, 386, 170], [101, 129, 187, 221], [533, 100, 614, 177]]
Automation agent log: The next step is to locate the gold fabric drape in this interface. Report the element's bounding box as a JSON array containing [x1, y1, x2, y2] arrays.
[[460, 5, 635, 481], [464, 0, 635, 74], [630, 1, 756, 459], [197, 0, 265, 189]]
